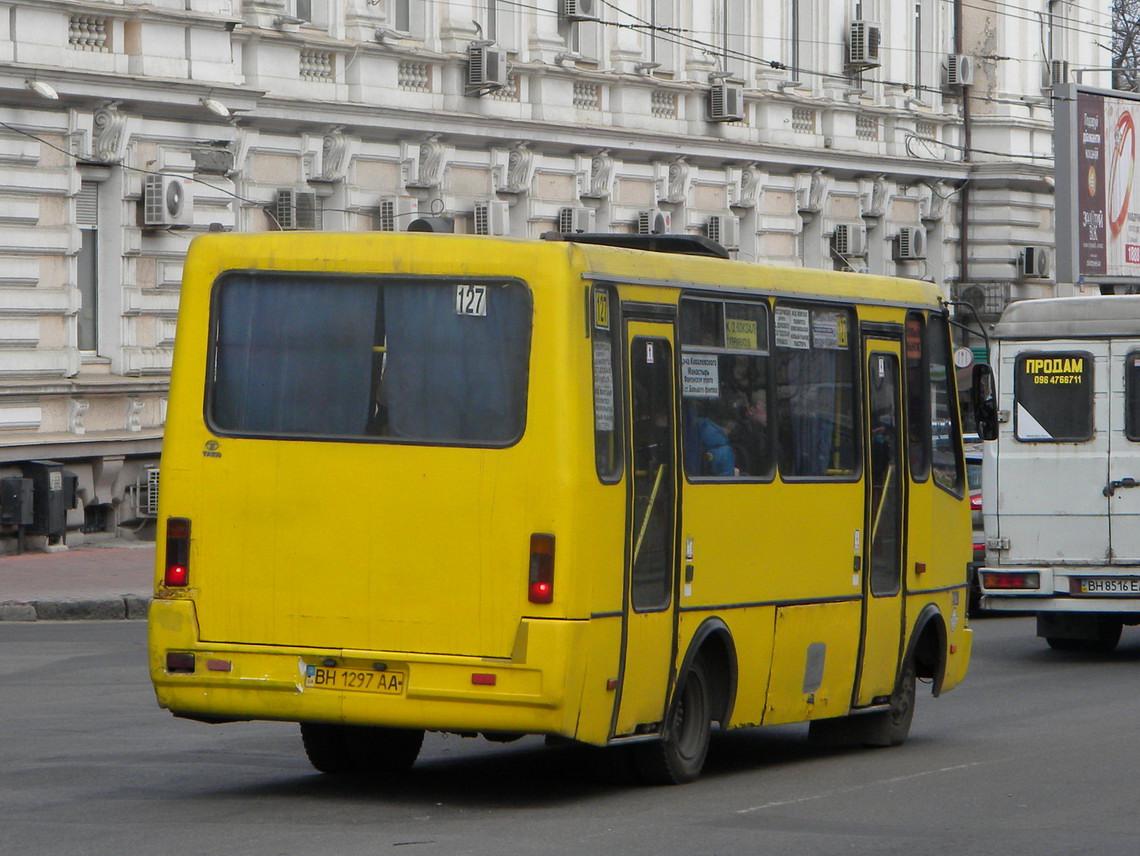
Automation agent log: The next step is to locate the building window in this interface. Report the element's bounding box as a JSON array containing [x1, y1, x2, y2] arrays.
[[649, 0, 674, 72], [715, 0, 747, 80], [77, 181, 99, 353]]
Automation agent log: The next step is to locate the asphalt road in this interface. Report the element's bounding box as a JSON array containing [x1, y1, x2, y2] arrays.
[[4, 616, 1139, 855]]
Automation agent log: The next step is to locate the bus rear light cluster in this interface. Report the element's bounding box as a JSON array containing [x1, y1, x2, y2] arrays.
[[164, 517, 191, 587], [981, 571, 1040, 590], [528, 533, 555, 604], [166, 652, 195, 673]]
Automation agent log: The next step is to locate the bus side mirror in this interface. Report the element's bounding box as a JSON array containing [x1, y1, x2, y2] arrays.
[[971, 363, 998, 441]]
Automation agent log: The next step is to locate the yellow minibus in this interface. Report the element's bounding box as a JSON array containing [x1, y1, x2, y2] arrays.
[[149, 231, 973, 784]]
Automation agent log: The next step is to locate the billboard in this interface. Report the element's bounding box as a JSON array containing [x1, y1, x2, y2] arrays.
[[1057, 84, 1140, 285]]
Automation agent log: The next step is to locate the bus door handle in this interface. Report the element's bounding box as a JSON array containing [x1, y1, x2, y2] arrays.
[[1104, 477, 1139, 497]]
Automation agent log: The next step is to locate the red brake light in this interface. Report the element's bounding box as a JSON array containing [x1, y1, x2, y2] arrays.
[[528, 533, 555, 604], [970, 493, 983, 511], [981, 571, 1040, 590], [165, 517, 191, 587]]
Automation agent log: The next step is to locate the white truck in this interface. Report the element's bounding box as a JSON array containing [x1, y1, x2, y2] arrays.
[[976, 295, 1140, 652]]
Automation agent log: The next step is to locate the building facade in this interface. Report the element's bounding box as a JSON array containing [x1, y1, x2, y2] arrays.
[[0, 0, 1112, 550]]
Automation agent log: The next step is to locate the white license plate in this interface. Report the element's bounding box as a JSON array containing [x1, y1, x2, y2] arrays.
[[304, 666, 405, 694], [1078, 578, 1140, 595]]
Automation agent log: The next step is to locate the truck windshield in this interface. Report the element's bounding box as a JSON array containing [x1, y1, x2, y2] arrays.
[[208, 273, 531, 445]]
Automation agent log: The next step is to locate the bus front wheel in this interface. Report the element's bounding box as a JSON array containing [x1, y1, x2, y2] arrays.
[[300, 723, 424, 777], [631, 658, 712, 785]]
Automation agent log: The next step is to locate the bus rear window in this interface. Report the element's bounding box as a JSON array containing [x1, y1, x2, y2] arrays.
[[208, 273, 531, 445], [1014, 351, 1093, 443]]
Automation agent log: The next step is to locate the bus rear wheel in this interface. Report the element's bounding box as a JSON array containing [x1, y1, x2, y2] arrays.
[[809, 656, 916, 748], [631, 658, 712, 785], [300, 723, 424, 777]]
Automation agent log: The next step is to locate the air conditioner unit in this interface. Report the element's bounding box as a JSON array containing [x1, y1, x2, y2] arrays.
[[638, 209, 671, 235], [468, 42, 508, 93], [946, 54, 974, 87], [708, 82, 745, 122], [706, 214, 740, 251], [894, 226, 927, 261], [274, 189, 317, 231], [474, 200, 510, 236], [559, 206, 596, 233], [562, 0, 599, 22], [142, 174, 194, 228], [1044, 59, 1070, 88], [832, 223, 867, 258], [374, 197, 416, 232], [144, 467, 160, 517], [848, 20, 882, 70], [1019, 246, 1051, 279]]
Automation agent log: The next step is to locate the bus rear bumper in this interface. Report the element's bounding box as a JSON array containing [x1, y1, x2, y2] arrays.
[[148, 599, 593, 741]]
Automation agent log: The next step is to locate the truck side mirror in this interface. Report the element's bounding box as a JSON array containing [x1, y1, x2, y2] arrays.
[[971, 363, 998, 441]]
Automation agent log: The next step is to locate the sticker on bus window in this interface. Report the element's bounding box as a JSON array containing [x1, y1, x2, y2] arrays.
[[775, 306, 811, 349], [812, 311, 847, 350], [455, 284, 488, 316], [681, 353, 720, 398], [593, 340, 615, 431], [725, 318, 758, 350], [594, 290, 610, 331]]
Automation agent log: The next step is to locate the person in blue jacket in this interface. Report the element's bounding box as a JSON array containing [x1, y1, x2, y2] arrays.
[[696, 416, 737, 476]]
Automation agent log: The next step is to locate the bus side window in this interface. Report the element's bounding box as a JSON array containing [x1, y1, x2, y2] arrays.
[[592, 285, 623, 481], [928, 315, 964, 494], [774, 304, 859, 479], [678, 297, 772, 480], [905, 313, 930, 482]]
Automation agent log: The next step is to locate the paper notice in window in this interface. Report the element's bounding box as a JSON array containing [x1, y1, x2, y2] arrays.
[[812, 311, 847, 350], [593, 340, 615, 431], [682, 353, 720, 398], [775, 306, 811, 349], [726, 318, 758, 350]]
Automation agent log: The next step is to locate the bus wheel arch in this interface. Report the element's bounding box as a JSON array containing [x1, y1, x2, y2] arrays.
[[906, 604, 948, 698], [629, 619, 737, 785], [677, 617, 738, 727]]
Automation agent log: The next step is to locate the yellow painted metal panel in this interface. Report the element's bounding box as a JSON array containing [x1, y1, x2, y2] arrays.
[[762, 601, 862, 724]]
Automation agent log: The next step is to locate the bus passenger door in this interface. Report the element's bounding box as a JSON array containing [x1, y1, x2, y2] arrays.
[[856, 342, 907, 706], [614, 324, 679, 737]]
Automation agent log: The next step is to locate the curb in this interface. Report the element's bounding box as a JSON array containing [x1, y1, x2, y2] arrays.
[[0, 596, 151, 622]]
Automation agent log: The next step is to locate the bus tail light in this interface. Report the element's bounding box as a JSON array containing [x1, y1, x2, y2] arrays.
[[528, 533, 555, 604], [165, 517, 191, 587], [980, 571, 1040, 590]]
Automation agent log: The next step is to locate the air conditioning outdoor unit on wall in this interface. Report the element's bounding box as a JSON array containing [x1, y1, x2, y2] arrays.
[[894, 226, 927, 261], [142, 174, 194, 228], [1019, 246, 1051, 279], [468, 42, 508, 93], [706, 214, 740, 251], [1044, 59, 1070, 89], [374, 196, 416, 232], [708, 82, 745, 122], [831, 223, 867, 258], [559, 206, 596, 233], [562, 0, 599, 22], [274, 189, 317, 230], [945, 54, 974, 88], [847, 20, 882, 70], [638, 209, 671, 235], [474, 200, 510, 236]]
